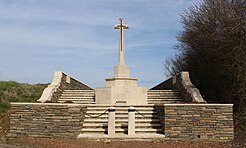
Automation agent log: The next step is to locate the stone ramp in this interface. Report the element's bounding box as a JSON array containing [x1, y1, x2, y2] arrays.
[[147, 90, 184, 104], [80, 105, 164, 137], [58, 90, 95, 104]]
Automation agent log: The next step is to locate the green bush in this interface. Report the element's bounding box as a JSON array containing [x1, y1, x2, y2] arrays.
[[0, 102, 10, 113]]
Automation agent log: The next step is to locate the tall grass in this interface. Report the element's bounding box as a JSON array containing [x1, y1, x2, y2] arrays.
[[0, 81, 47, 113]]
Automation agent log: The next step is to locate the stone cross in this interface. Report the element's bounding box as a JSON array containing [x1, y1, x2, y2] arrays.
[[114, 18, 129, 65]]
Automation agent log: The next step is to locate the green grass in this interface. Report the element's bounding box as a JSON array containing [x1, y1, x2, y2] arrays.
[[0, 81, 48, 113], [0, 81, 47, 102], [0, 102, 10, 113]]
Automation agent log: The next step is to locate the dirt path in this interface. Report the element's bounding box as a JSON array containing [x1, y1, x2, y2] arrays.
[[3, 137, 232, 148]]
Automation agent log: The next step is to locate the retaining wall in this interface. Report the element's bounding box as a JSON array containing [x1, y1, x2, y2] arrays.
[[162, 104, 234, 141], [8, 103, 87, 138], [8, 103, 234, 141]]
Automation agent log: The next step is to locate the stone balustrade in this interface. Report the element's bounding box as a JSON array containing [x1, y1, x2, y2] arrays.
[[151, 71, 206, 103], [37, 71, 93, 103]]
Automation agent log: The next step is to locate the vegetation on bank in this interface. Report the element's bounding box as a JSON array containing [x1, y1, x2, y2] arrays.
[[0, 81, 47, 114], [165, 0, 246, 130]]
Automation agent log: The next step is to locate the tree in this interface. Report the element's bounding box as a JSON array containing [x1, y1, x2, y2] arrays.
[[166, 0, 246, 106]]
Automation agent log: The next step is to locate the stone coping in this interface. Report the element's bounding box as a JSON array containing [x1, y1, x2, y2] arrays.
[[11, 102, 233, 106], [163, 104, 233, 106], [11, 102, 87, 106], [77, 133, 165, 139]]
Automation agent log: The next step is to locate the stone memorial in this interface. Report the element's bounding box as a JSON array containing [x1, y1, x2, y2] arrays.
[[7, 18, 234, 142], [96, 18, 147, 105]]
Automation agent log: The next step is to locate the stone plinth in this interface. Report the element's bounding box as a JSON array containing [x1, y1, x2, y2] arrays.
[[96, 65, 147, 105], [114, 64, 130, 78], [96, 86, 147, 105]]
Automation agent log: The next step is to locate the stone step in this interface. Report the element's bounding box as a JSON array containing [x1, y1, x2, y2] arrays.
[[85, 115, 159, 118], [61, 95, 95, 97], [148, 99, 184, 101], [81, 128, 162, 132], [147, 92, 180, 94], [147, 94, 181, 97], [148, 94, 179, 96], [86, 110, 157, 114], [148, 99, 184, 102], [61, 93, 95, 95], [135, 128, 163, 133], [59, 98, 95, 100], [148, 101, 184, 103], [82, 105, 163, 135], [64, 90, 95, 92], [58, 101, 95, 104], [147, 92, 181, 95], [58, 99, 95, 102], [148, 97, 181, 100], [148, 95, 180, 97], [84, 118, 160, 123], [148, 99, 181, 101], [148, 90, 179, 92], [60, 96, 95, 99], [85, 112, 157, 118], [83, 123, 161, 128], [148, 102, 183, 104], [86, 107, 157, 111]]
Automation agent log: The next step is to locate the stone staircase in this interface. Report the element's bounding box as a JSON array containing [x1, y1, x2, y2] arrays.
[[147, 90, 184, 104], [58, 90, 95, 104], [58, 89, 184, 104], [81, 105, 163, 135]]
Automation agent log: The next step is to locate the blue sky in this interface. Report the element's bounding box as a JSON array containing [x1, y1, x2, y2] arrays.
[[0, 0, 197, 88]]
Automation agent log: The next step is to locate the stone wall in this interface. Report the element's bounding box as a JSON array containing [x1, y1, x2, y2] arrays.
[[8, 103, 87, 138], [8, 103, 233, 141], [150, 78, 175, 90], [38, 71, 93, 103], [162, 104, 234, 141]]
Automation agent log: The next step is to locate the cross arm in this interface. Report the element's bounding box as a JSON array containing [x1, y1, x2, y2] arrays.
[[114, 24, 129, 29]]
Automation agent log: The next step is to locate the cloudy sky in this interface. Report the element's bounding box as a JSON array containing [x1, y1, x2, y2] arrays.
[[0, 0, 198, 88]]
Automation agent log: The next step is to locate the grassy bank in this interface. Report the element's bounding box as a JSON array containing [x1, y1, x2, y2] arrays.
[[0, 81, 47, 114]]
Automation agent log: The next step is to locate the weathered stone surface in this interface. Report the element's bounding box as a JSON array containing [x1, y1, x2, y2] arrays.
[[151, 71, 205, 103], [8, 103, 87, 138], [38, 71, 93, 103], [162, 104, 234, 142]]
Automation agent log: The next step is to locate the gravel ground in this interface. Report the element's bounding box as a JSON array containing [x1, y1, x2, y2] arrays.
[[5, 137, 232, 148]]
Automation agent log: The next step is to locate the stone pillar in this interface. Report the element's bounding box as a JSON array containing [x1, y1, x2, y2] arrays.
[[128, 106, 135, 135], [108, 106, 115, 135]]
